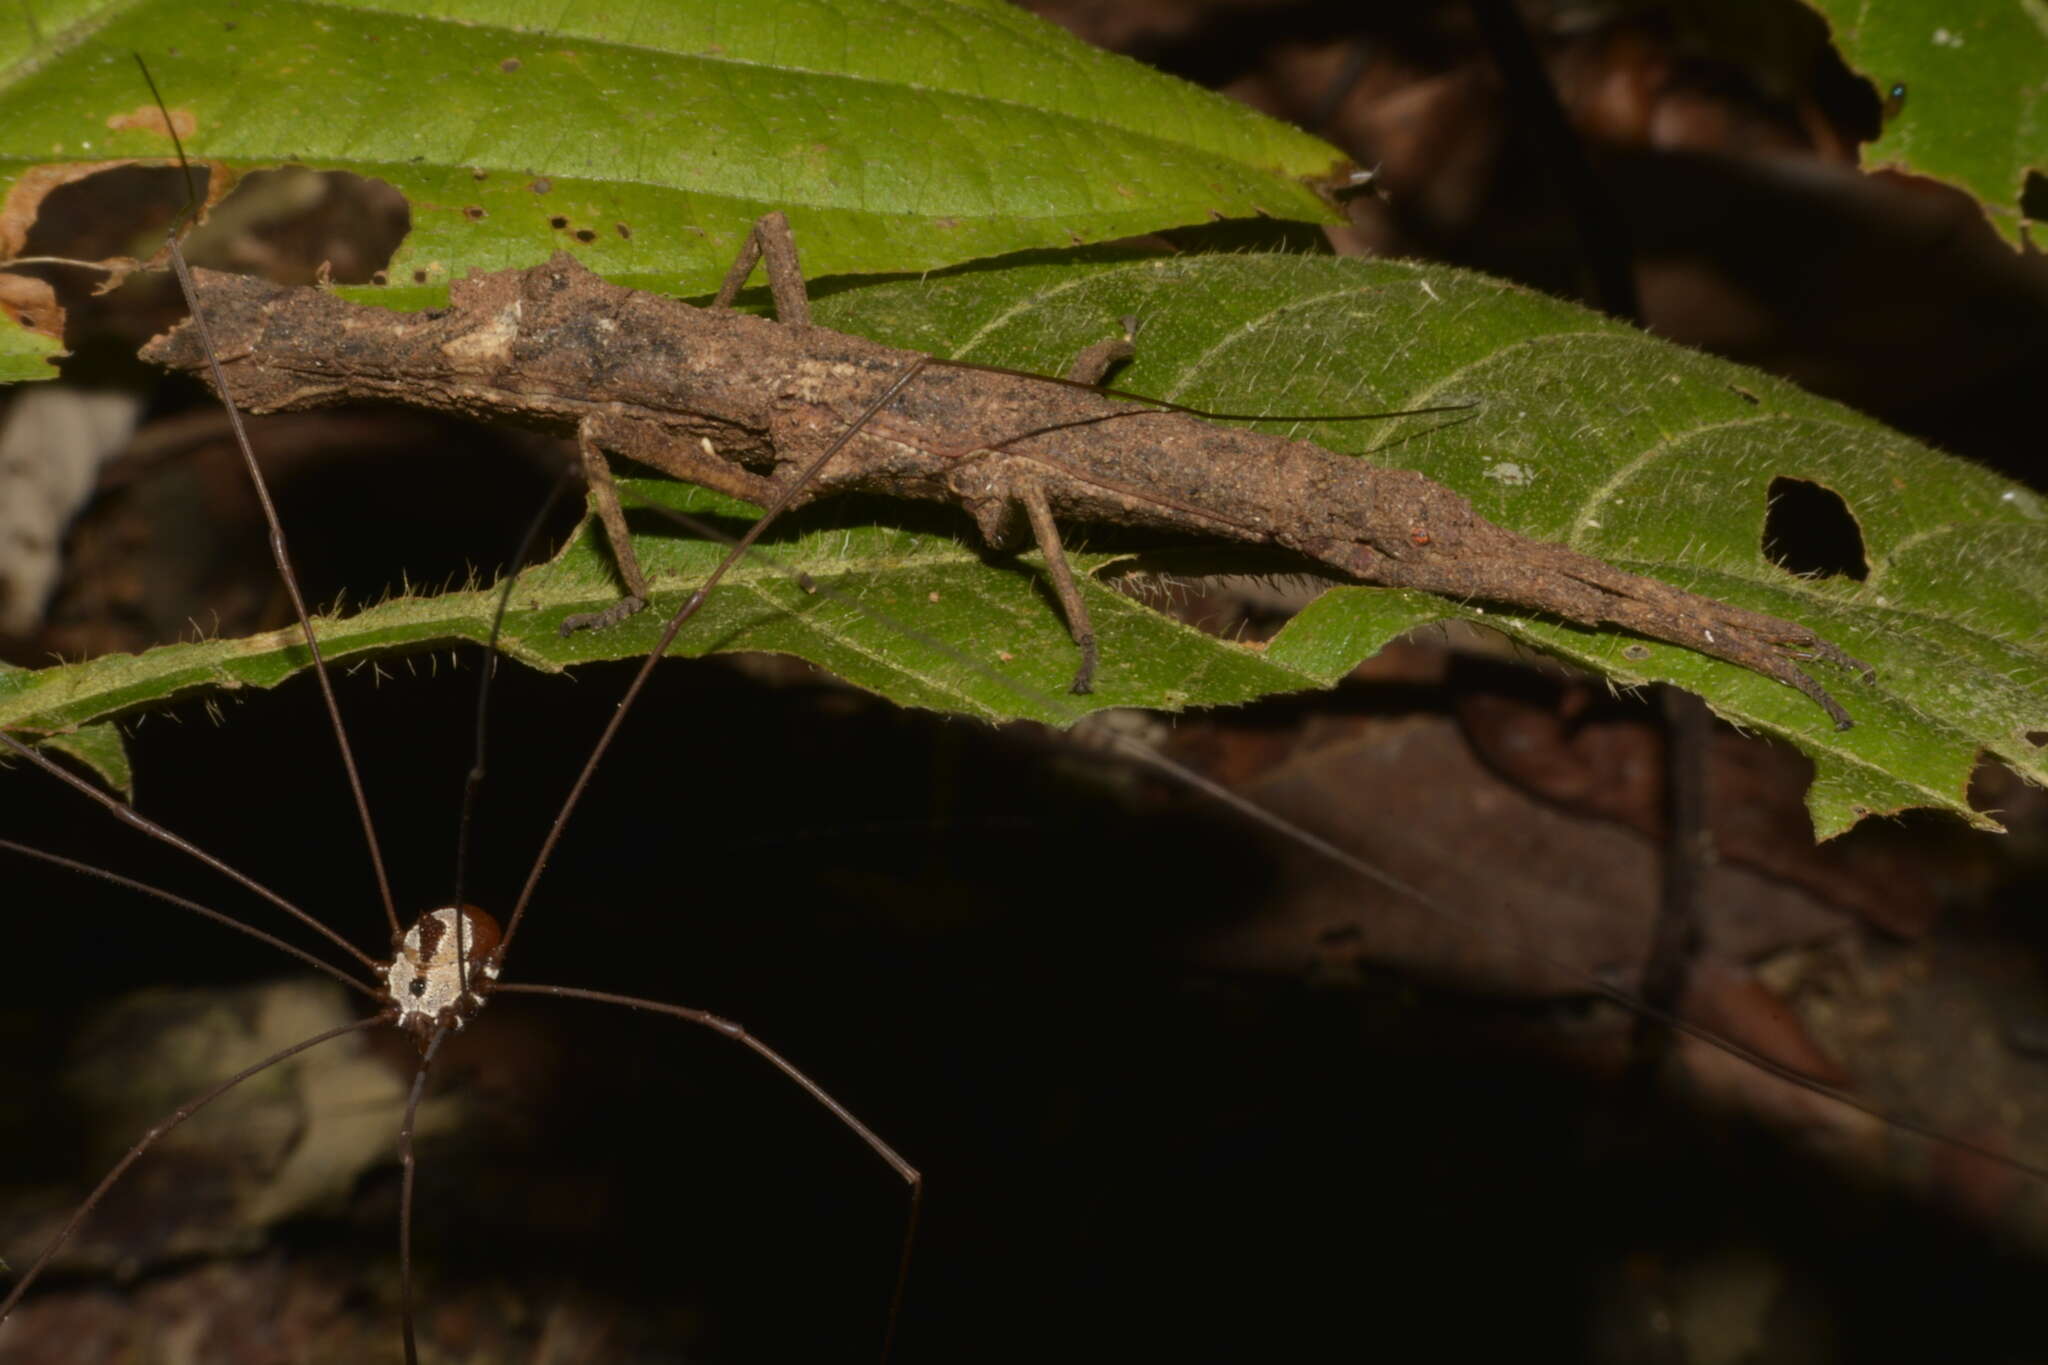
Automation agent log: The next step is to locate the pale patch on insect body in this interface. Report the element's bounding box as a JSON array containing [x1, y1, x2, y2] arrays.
[[438, 299, 523, 372], [384, 904, 503, 1047]]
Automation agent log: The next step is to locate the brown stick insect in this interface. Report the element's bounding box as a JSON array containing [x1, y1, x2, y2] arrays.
[[138, 213, 1874, 729]]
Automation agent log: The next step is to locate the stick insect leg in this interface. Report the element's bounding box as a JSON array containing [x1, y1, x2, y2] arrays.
[[710, 211, 811, 326], [1004, 320, 1137, 694], [563, 211, 815, 637], [1062, 316, 1138, 389], [1017, 484, 1100, 695], [558, 418, 654, 635]]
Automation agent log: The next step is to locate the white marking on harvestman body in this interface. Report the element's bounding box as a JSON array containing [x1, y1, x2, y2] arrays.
[[384, 905, 503, 1044]]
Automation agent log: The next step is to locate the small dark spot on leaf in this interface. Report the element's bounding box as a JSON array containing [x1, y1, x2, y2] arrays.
[[530, 177, 553, 194], [1728, 384, 1759, 405], [371, 270, 389, 286], [1622, 644, 1651, 661], [1883, 81, 1907, 119], [574, 228, 596, 243], [411, 268, 428, 284], [463, 204, 486, 221], [471, 168, 488, 181], [1762, 477, 1868, 581], [549, 214, 569, 230], [500, 58, 522, 73], [615, 222, 631, 240], [223, 19, 236, 29]]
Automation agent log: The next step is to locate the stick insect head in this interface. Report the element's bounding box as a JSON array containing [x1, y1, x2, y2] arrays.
[[383, 903, 503, 1051]]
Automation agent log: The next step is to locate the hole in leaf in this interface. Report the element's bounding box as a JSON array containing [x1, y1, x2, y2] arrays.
[[2024, 172, 2048, 225], [549, 215, 569, 230], [2026, 731, 2047, 749], [194, 169, 410, 287], [1762, 477, 1867, 581], [16, 164, 192, 262], [10, 166, 409, 356], [573, 228, 596, 243]]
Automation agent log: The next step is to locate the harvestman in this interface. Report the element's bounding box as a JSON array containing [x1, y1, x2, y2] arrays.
[[0, 67, 928, 1361]]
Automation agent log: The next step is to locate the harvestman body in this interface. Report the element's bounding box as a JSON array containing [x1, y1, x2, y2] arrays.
[[385, 905, 499, 1045]]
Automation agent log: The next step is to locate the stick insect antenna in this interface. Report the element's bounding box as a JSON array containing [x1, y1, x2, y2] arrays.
[[0, 731, 383, 972], [495, 357, 929, 961], [933, 352, 1480, 426], [496, 982, 922, 1361], [622, 492, 2048, 1190], [133, 54, 402, 941], [0, 1016, 383, 1325]]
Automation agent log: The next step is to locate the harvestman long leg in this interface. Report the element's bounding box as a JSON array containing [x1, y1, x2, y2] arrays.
[[498, 983, 925, 1348], [0, 1018, 386, 1324]]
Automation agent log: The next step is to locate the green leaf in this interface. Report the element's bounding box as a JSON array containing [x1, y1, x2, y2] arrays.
[[39, 720, 131, 796], [0, 0, 1343, 301], [1800, 0, 2048, 247], [0, 663, 129, 794], [3, 254, 2042, 837], [0, 311, 61, 381]]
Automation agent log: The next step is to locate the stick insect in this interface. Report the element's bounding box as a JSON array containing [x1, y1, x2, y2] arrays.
[[139, 214, 1875, 730], [4, 93, 2048, 1365]]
